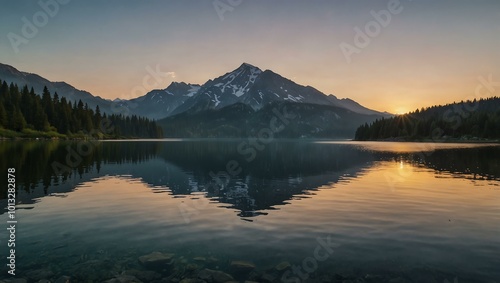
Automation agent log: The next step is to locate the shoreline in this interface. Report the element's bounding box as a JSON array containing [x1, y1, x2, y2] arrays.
[[2, 136, 499, 144], [0, 128, 155, 141], [353, 138, 500, 144]]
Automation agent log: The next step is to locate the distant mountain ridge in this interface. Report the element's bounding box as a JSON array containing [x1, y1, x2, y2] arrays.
[[0, 62, 388, 119], [0, 63, 113, 113], [122, 82, 201, 119], [0, 62, 393, 138], [159, 101, 387, 138], [169, 63, 389, 118]]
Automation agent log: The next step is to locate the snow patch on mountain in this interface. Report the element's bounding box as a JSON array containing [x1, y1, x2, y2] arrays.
[[249, 67, 260, 82], [213, 94, 221, 107], [186, 85, 200, 97], [284, 94, 304, 102], [216, 63, 262, 97]]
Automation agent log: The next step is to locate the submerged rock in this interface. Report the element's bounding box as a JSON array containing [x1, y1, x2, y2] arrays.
[[124, 269, 162, 282], [104, 274, 142, 283], [179, 279, 205, 283], [198, 268, 234, 283], [261, 273, 277, 282], [71, 259, 114, 281], [364, 274, 385, 283], [388, 278, 412, 283], [54, 275, 71, 283], [186, 263, 200, 272], [245, 271, 262, 282], [193, 257, 206, 263], [212, 272, 234, 283], [275, 261, 291, 272], [179, 256, 189, 264], [406, 267, 441, 283], [206, 256, 219, 263], [230, 260, 256, 273], [25, 269, 54, 281], [0, 279, 28, 283], [198, 269, 212, 281], [138, 252, 175, 269]]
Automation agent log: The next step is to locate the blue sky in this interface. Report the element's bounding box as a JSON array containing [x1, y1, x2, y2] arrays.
[[1, 0, 499, 113]]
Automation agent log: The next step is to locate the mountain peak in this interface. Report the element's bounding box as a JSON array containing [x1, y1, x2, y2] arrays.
[[210, 62, 262, 97], [164, 81, 200, 97], [1, 61, 388, 123], [238, 62, 261, 72], [165, 81, 185, 88], [240, 62, 256, 67]]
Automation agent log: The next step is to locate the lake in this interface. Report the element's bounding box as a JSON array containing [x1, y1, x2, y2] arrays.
[[1, 140, 499, 283]]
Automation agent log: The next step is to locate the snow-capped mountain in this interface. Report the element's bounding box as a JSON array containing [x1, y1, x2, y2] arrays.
[[240, 69, 333, 109], [0, 61, 392, 138], [171, 63, 335, 115], [170, 63, 263, 115], [170, 63, 388, 118], [0, 62, 390, 123], [157, 63, 392, 138]]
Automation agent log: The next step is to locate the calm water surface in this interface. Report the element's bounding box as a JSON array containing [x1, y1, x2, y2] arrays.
[[0, 140, 499, 282]]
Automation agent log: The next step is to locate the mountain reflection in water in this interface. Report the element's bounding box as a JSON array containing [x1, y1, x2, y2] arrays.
[[1, 140, 499, 218]]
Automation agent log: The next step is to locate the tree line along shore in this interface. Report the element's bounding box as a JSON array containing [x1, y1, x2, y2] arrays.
[[0, 80, 163, 139]]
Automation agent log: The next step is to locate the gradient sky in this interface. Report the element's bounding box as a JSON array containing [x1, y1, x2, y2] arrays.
[[1, 0, 499, 113]]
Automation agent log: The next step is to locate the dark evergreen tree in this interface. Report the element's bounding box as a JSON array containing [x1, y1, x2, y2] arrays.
[[0, 103, 7, 128], [11, 108, 27, 131], [355, 97, 500, 141], [0, 81, 163, 138]]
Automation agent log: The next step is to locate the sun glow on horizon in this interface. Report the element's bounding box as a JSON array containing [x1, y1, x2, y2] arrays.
[[395, 107, 409, 115]]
